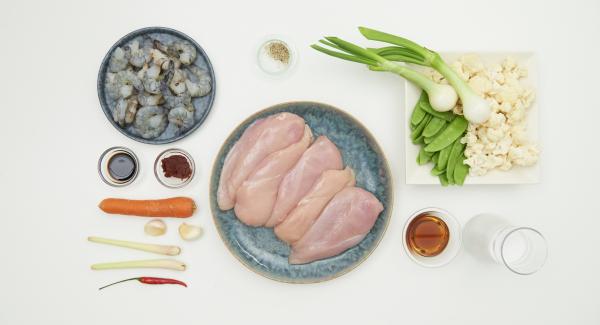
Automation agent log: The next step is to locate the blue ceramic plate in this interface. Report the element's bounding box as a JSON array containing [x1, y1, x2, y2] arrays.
[[97, 27, 216, 144], [210, 102, 393, 283]]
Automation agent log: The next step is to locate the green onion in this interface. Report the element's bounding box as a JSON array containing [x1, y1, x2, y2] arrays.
[[358, 27, 491, 124], [311, 37, 458, 113]]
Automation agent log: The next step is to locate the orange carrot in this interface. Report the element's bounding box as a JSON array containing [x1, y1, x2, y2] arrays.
[[99, 197, 195, 218]]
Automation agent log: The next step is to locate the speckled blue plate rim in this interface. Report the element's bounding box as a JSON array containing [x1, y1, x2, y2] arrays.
[[209, 101, 394, 284], [97, 26, 216, 145]]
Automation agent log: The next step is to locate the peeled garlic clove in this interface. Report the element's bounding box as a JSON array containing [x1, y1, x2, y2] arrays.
[[145, 219, 167, 236], [179, 222, 203, 241]]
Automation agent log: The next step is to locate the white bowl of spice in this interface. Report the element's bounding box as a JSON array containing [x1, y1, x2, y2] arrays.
[[257, 36, 297, 76]]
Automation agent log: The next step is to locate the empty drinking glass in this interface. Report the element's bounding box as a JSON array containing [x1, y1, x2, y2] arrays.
[[463, 214, 547, 275]]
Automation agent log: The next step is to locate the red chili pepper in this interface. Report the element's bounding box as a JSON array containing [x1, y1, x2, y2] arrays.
[[99, 277, 187, 290]]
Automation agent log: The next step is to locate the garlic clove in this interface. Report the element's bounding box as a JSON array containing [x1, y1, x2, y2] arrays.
[[179, 222, 203, 241], [145, 219, 167, 236]]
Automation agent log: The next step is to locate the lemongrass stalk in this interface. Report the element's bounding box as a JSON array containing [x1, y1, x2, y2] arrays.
[[87, 236, 180, 256], [91, 259, 186, 271]]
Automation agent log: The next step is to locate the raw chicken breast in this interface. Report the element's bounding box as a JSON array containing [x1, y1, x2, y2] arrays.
[[289, 187, 383, 264], [217, 113, 305, 210], [274, 167, 355, 243], [234, 126, 312, 226], [266, 136, 343, 227]]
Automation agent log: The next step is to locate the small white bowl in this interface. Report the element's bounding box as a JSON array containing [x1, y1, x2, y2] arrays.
[[402, 207, 461, 268]]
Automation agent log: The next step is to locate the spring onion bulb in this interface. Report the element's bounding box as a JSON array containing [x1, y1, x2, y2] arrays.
[[312, 38, 458, 112], [358, 27, 491, 124]]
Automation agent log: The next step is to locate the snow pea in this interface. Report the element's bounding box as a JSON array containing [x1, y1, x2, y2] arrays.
[[423, 117, 446, 138], [453, 154, 469, 185], [436, 143, 452, 170], [424, 116, 468, 153], [417, 147, 434, 165], [431, 167, 445, 176], [411, 114, 431, 142], [446, 140, 465, 181], [411, 102, 426, 126], [438, 174, 449, 187]]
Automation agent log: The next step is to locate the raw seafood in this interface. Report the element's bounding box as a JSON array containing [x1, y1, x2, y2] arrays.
[[103, 34, 212, 139], [185, 66, 212, 97], [134, 106, 167, 139], [168, 105, 195, 131], [289, 187, 383, 264], [234, 126, 312, 226], [137, 92, 163, 106], [108, 47, 129, 72], [266, 136, 343, 227], [113, 97, 139, 126], [274, 167, 355, 243], [217, 113, 306, 210]]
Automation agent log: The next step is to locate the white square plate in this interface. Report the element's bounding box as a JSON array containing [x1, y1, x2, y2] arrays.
[[404, 52, 540, 185]]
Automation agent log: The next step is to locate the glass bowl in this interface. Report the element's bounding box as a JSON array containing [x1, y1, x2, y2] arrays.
[[154, 148, 195, 188], [98, 146, 139, 187], [402, 207, 462, 268]]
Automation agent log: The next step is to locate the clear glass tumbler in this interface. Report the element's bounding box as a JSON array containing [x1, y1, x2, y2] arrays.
[[463, 214, 547, 275]]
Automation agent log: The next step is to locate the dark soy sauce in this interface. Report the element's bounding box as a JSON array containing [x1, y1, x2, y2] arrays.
[[107, 152, 136, 182]]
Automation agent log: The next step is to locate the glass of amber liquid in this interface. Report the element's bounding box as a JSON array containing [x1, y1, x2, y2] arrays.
[[403, 207, 461, 267]]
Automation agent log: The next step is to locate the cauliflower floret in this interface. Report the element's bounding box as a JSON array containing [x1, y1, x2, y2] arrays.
[[508, 145, 539, 166], [493, 137, 512, 155], [451, 61, 470, 80], [508, 105, 525, 124], [445, 55, 538, 177], [468, 75, 492, 96], [502, 57, 517, 72], [499, 158, 513, 171], [498, 101, 513, 114], [512, 124, 529, 145], [486, 127, 504, 142], [487, 112, 507, 128]]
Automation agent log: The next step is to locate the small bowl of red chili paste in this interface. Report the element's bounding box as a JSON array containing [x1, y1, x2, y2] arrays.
[[154, 148, 195, 188]]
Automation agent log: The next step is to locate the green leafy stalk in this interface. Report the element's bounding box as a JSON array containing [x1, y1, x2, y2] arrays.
[[311, 38, 445, 95]]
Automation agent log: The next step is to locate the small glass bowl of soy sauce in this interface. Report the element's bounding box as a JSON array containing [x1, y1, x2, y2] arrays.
[[98, 147, 139, 187]]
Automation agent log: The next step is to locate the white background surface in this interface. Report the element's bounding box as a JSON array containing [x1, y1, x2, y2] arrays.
[[1, 0, 599, 324]]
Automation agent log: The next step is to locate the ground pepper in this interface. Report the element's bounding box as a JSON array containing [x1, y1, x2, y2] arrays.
[[161, 155, 192, 180]]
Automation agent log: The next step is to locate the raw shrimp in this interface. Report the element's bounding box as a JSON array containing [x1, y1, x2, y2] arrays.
[[138, 92, 163, 106], [184, 66, 211, 97], [124, 97, 139, 124], [128, 38, 150, 68], [160, 82, 191, 109], [113, 97, 138, 126], [150, 48, 170, 69], [154, 40, 196, 65], [118, 70, 142, 98], [134, 106, 168, 139], [109, 47, 129, 72], [105, 73, 119, 99], [139, 64, 162, 94], [169, 69, 187, 95], [172, 41, 196, 65], [168, 105, 195, 130]]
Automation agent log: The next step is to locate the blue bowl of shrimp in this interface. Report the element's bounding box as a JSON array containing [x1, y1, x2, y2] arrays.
[[97, 27, 216, 144]]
